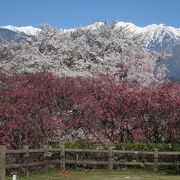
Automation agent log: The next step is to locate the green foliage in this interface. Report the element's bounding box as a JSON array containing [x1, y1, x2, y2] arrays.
[[55, 141, 97, 149], [114, 142, 180, 151], [55, 142, 180, 151]]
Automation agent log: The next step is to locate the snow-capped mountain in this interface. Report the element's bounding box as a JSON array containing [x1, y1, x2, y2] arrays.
[[0, 25, 41, 43], [0, 28, 27, 43], [0, 25, 41, 36], [114, 22, 180, 53]]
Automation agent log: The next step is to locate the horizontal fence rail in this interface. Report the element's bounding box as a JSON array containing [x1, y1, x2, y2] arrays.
[[0, 145, 180, 180]]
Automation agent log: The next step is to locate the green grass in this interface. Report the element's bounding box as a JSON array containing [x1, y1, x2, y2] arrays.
[[6, 169, 180, 180]]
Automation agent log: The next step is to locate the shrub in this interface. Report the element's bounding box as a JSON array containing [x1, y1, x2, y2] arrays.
[[114, 142, 180, 151]]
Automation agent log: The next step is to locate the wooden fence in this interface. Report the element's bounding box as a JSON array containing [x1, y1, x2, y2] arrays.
[[0, 145, 180, 180]]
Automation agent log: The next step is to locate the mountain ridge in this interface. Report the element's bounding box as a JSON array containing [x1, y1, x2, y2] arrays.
[[1, 21, 180, 52], [0, 25, 41, 36]]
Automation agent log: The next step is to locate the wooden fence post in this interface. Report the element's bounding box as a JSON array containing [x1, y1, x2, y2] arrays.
[[75, 154, 79, 169], [60, 144, 65, 171], [108, 146, 113, 170], [43, 145, 49, 157], [23, 145, 29, 178], [154, 148, 159, 171], [0, 146, 6, 180], [42, 145, 49, 172]]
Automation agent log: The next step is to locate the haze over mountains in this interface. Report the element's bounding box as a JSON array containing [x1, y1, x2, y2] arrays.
[[0, 21, 180, 82]]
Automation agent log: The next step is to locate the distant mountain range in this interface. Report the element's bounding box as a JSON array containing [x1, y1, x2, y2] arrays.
[[114, 22, 180, 53], [1, 22, 180, 53], [0, 22, 180, 81]]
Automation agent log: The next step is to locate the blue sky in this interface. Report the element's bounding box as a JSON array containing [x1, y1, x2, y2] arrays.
[[1, 0, 180, 28]]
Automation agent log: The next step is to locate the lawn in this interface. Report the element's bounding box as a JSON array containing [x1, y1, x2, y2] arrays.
[[6, 169, 180, 180]]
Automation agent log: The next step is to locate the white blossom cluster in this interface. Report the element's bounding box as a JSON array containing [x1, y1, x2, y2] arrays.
[[0, 23, 163, 85]]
